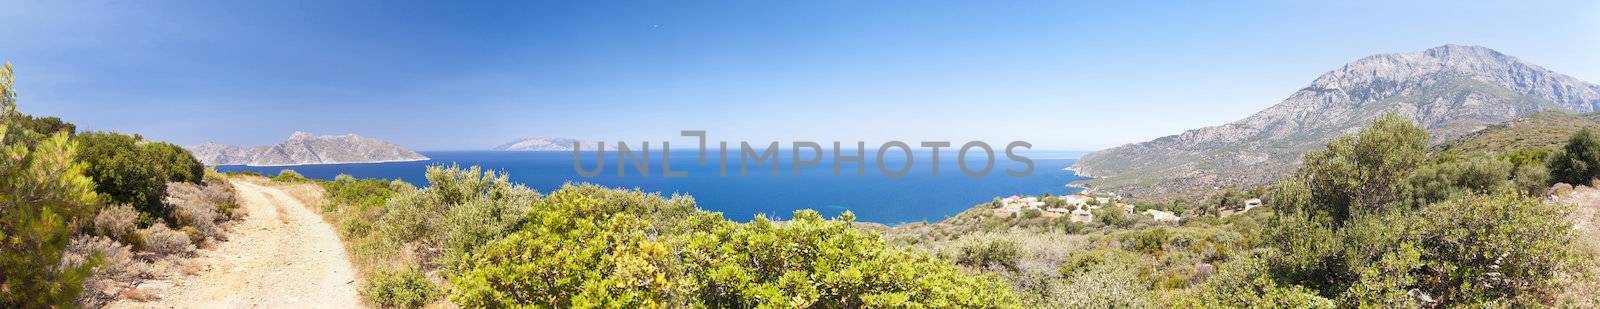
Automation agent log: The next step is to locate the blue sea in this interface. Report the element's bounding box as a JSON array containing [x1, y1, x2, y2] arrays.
[[216, 150, 1086, 224]]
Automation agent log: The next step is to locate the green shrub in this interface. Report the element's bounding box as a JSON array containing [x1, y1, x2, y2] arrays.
[[1549, 127, 1600, 186], [1130, 228, 1170, 254], [1407, 154, 1512, 205], [273, 169, 307, 182], [1173, 250, 1335, 308], [1264, 114, 1588, 307], [1405, 192, 1582, 305], [450, 185, 1019, 308], [1094, 204, 1130, 228], [1059, 248, 1145, 277], [1055, 262, 1152, 308], [1503, 147, 1553, 168], [365, 269, 439, 309], [0, 64, 100, 307], [1511, 164, 1551, 194], [321, 176, 401, 212], [1295, 113, 1427, 225], [75, 131, 204, 221], [955, 237, 1023, 271]]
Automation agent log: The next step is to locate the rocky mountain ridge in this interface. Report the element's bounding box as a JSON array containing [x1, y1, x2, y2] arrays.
[[186, 131, 428, 166], [1072, 44, 1600, 198]]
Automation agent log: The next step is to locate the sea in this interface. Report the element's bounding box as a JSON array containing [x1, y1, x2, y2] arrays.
[[215, 150, 1087, 224]]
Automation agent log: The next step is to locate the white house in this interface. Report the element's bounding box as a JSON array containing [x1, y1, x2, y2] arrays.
[[1059, 195, 1090, 207], [1144, 209, 1180, 223], [1070, 209, 1094, 223]]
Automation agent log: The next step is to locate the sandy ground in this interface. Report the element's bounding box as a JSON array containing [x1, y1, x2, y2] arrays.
[[1555, 185, 1600, 240], [108, 181, 363, 309]]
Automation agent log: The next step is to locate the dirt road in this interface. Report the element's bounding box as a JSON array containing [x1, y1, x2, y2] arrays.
[[109, 181, 363, 309]]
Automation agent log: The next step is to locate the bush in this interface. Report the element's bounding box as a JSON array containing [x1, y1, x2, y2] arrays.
[[75, 131, 204, 220], [1512, 164, 1551, 195], [364, 269, 439, 309], [361, 165, 540, 271], [1173, 250, 1335, 308], [138, 222, 195, 256], [1055, 262, 1152, 308], [273, 169, 306, 182], [1059, 248, 1146, 278], [1406, 192, 1582, 305], [1129, 228, 1170, 254], [64, 235, 152, 308], [1295, 113, 1427, 225], [94, 204, 142, 246], [1019, 208, 1042, 219], [163, 182, 236, 241], [0, 63, 101, 307], [1407, 154, 1512, 205], [1094, 204, 1131, 228], [955, 237, 1023, 271], [1266, 114, 1588, 307], [1549, 127, 1600, 186], [450, 185, 1019, 308]]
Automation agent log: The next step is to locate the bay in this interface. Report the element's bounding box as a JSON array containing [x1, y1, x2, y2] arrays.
[[216, 150, 1086, 224]]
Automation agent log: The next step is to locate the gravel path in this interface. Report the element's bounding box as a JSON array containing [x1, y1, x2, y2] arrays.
[[108, 181, 363, 309]]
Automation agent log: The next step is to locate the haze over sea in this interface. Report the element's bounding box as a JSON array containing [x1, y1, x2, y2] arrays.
[[216, 150, 1086, 224]]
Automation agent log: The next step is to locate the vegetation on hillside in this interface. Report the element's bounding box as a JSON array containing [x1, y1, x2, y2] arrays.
[[8, 56, 1599, 307], [75, 131, 205, 223], [0, 62, 100, 306], [1550, 127, 1600, 187], [1435, 111, 1600, 155], [1262, 114, 1583, 306], [294, 113, 1599, 308], [0, 63, 241, 308], [893, 114, 1593, 307], [305, 165, 1018, 308]]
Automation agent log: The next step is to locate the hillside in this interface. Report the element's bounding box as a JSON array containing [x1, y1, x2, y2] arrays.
[[187, 131, 428, 166], [1435, 111, 1600, 155], [1072, 45, 1600, 198]]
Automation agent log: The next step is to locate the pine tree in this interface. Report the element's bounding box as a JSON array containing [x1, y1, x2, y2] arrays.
[[0, 63, 102, 307]]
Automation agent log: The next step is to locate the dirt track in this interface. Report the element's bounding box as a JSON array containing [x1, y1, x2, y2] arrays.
[[108, 181, 363, 309]]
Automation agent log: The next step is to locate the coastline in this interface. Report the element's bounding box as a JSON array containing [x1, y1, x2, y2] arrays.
[[221, 157, 431, 168], [1063, 164, 1099, 195]]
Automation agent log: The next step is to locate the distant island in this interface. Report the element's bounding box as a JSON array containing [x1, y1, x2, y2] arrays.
[[492, 137, 598, 151], [186, 131, 428, 166]]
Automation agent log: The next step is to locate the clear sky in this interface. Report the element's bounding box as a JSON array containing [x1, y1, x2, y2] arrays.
[[1, 1, 1597, 150]]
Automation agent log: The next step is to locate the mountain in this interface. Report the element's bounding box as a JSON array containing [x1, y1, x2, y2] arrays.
[[1435, 111, 1600, 155], [492, 137, 598, 151], [187, 131, 428, 166], [1072, 44, 1600, 198]]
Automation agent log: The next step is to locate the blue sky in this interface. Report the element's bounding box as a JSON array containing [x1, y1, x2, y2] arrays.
[[1, 1, 1597, 150]]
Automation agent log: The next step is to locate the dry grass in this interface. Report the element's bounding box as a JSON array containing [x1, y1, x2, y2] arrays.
[[1551, 185, 1600, 306], [69, 174, 252, 308], [139, 222, 196, 256], [93, 204, 140, 245], [119, 289, 159, 302], [266, 181, 329, 209], [164, 182, 234, 241], [64, 235, 157, 308]]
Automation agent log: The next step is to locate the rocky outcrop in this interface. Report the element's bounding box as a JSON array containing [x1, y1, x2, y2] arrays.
[[186, 131, 427, 166], [1073, 45, 1600, 198]]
